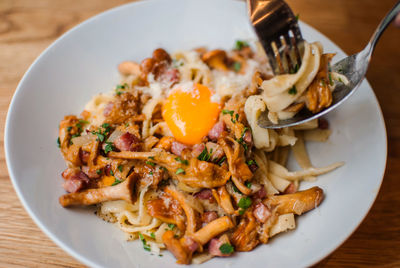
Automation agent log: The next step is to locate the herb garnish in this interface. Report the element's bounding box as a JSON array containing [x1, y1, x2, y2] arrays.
[[245, 181, 252, 188], [295, 14, 300, 21], [96, 169, 102, 175], [288, 85, 297, 95], [175, 157, 189, 165], [138, 233, 151, 251], [217, 156, 227, 166], [234, 40, 249, 50], [176, 168, 185, 175], [146, 161, 156, 167], [111, 177, 122, 186], [91, 123, 111, 142], [219, 243, 234, 254], [57, 137, 61, 148], [238, 196, 252, 210], [222, 109, 234, 116], [150, 232, 156, 239], [246, 159, 258, 167], [197, 147, 212, 162], [328, 73, 334, 86], [117, 165, 123, 172], [104, 142, 114, 154], [167, 223, 176, 230], [233, 62, 241, 72], [115, 83, 128, 96]]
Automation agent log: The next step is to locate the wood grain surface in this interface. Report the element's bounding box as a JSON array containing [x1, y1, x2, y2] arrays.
[[0, 0, 399, 267]]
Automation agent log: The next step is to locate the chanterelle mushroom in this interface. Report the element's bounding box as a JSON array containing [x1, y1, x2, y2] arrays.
[[201, 49, 229, 71], [59, 176, 137, 207]]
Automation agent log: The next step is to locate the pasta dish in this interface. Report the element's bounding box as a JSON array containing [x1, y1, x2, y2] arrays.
[[57, 40, 345, 264]]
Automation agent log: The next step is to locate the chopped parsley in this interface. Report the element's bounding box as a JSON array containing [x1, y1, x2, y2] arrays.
[[146, 161, 156, 167], [117, 165, 123, 172], [219, 243, 234, 254], [222, 109, 234, 116], [149, 171, 153, 175], [328, 73, 334, 86], [176, 168, 185, 175], [76, 119, 89, 132], [232, 183, 241, 194], [217, 156, 227, 166], [91, 123, 111, 142], [246, 159, 258, 167], [288, 85, 297, 95], [138, 233, 151, 252], [159, 166, 168, 172], [115, 83, 128, 95], [295, 14, 300, 21], [167, 223, 176, 230], [236, 127, 250, 153], [104, 142, 114, 154], [67, 126, 72, 132], [234, 40, 249, 50], [320, 80, 326, 86], [338, 77, 343, 83], [96, 169, 102, 175], [239, 209, 245, 215], [245, 181, 252, 188], [150, 232, 156, 239], [57, 137, 61, 148], [197, 147, 212, 162], [233, 61, 241, 72], [110, 169, 114, 176], [148, 156, 155, 160], [111, 177, 122, 186], [175, 157, 189, 165], [238, 196, 252, 210]]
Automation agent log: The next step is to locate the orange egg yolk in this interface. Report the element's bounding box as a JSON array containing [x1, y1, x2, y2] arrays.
[[162, 83, 221, 145]]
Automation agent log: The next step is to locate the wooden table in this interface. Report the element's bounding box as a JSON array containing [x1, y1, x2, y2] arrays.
[[1, 0, 399, 266]]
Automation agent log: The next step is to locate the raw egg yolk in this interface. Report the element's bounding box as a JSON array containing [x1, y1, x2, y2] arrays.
[[162, 83, 221, 145]]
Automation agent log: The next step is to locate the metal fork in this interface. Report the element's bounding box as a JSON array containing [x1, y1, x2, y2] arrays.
[[248, 0, 303, 75], [248, 0, 400, 129]]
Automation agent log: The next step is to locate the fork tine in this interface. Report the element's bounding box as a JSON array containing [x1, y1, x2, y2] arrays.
[[271, 39, 285, 74], [282, 34, 296, 73]]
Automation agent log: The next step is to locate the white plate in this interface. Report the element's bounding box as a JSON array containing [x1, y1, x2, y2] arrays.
[[5, 0, 387, 267]]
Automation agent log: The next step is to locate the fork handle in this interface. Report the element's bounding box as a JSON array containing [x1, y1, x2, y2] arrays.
[[367, 1, 400, 52]]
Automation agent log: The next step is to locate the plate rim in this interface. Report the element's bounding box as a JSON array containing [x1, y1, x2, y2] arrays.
[[4, 0, 388, 267]]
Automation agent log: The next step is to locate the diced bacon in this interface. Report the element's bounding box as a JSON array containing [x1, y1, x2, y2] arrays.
[[243, 130, 253, 145], [248, 162, 258, 173], [79, 150, 90, 165], [182, 236, 199, 253], [114, 132, 141, 152], [208, 121, 225, 141], [63, 179, 85, 193], [284, 182, 297, 194], [103, 101, 114, 117], [171, 141, 190, 156], [104, 164, 112, 176], [191, 143, 205, 158], [61, 168, 89, 193], [208, 238, 232, 257], [253, 203, 271, 223], [202, 211, 218, 224], [253, 185, 266, 199], [81, 166, 100, 179], [194, 189, 213, 200], [205, 142, 225, 161], [160, 68, 180, 84]]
